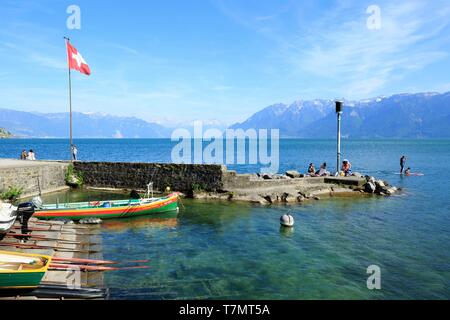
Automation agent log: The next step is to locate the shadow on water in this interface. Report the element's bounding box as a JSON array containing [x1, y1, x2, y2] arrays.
[[101, 212, 179, 233], [177, 199, 255, 232]]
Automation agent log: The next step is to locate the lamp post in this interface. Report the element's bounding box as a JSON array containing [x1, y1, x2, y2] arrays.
[[335, 101, 343, 175]]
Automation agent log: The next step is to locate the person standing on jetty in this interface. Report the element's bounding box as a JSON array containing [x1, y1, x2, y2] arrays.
[[400, 155, 407, 174], [71, 145, 78, 161]]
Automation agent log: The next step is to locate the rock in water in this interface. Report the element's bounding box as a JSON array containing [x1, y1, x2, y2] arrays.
[[364, 182, 376, 193], [375, 180, 386, 193], [376, 180, 386, 188], [385, 187, 398, 195], [79, 218, 102, 224], [280, 214, 295, 227]]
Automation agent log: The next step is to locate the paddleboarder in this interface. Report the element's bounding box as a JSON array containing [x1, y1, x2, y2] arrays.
[[400, 155, 407, 174]]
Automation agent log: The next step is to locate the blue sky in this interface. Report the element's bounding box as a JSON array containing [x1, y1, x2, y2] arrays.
[[1, 0, 450, 125]]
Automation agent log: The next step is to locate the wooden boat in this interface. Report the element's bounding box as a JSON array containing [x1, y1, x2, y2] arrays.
[[0, 250, 51, 289], [0, 203, 18, 235], [33, 192, 180, 221]]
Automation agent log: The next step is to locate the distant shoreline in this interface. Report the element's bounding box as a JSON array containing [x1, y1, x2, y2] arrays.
[[2, 137, 450, 140], [0, 128, 13, 139]]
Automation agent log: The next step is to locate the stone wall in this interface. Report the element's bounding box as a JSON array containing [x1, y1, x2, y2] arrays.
[[0, 161, 69, 197], [73, 162, 226, 192]]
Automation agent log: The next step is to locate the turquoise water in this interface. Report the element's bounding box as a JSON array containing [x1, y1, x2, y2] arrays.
[[2, 139, 450, 299]]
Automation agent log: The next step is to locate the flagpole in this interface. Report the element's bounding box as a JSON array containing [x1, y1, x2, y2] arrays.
[[64, 36, 73, 162]]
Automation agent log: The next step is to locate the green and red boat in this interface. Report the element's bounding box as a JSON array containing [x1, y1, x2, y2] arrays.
[[33, 192, 180, 221]]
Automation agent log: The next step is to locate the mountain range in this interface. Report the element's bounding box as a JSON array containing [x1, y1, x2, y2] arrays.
[[0, 109, 170, 138], [230, 92, 450, 138], [1, 91, 450, 138]]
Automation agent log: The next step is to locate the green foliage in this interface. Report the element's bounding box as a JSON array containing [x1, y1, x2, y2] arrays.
[[65, 164, 84, 187], [1, 186, 23, 202]]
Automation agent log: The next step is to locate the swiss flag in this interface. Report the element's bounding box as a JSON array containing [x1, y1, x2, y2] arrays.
[[66, 41, 91, 76]]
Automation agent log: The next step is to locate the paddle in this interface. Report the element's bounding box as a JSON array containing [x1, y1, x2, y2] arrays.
[[5, 232, 82, 244], [10, 225, 96, 235], [0, 242, 100, 254], [49, 263, 150, 272], [51, 257, 150, 265]]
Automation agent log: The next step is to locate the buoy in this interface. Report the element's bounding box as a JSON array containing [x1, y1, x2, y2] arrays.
[[280, 214, 294, 227]]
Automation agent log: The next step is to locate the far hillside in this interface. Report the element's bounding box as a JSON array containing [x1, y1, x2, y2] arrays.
[[0, 128, 13, 138]]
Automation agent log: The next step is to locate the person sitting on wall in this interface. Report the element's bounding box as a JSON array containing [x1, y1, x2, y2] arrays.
[[20, 150, 28, 160], [308, 163, 316, 176], [317, 162, 330, 176], [341, 159, 352, 176], [27, 149, 36, 161]]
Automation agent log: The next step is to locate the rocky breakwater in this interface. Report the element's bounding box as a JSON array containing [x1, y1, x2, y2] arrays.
[[194, 169, 401, 205], [360, 176, 399, 196]]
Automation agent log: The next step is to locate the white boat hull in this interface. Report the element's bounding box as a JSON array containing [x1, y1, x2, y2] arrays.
[[0, 203, 18, 234]]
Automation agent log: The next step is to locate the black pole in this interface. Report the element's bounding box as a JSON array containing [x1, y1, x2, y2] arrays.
[[335, 101, 343, 174]]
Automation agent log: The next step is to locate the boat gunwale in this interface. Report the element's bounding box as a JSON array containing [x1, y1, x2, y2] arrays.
[[0, 251, 52, 274], [37, 193, 179, 212]]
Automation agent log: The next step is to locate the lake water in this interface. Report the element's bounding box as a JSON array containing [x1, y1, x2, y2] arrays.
[[1, 139, 449, 299]]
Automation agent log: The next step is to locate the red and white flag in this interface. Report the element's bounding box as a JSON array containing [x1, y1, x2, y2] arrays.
[[66, 41, 91, 76]]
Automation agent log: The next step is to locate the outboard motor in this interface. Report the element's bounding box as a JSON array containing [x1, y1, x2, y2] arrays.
[[32, 196, 43, 209], [17, 202, 35, 235], [17, 197, 41, 235]]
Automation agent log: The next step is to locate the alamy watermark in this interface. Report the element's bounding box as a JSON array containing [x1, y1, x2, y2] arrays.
[[366, 265, 381, 290], [366, 5, 382, 30], [171, 121, 280, 173], [66, 265, 82, 290], [66, 4, 81, 30]]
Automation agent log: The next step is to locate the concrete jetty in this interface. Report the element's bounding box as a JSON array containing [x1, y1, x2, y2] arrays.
[[198, 170, 384, 204], [0, 159, 69, 197], [0, 218, 106, 300]]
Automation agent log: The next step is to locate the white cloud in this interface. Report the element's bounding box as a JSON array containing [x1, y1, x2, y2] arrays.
[[214, 0, 450, 99], [287, 1, 450, 98]]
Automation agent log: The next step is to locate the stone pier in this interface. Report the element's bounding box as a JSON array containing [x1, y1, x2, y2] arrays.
[[0, 159, 396, 204], [0, 159, 70, 197]]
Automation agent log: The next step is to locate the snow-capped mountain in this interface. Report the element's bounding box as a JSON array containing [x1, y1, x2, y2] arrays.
[[230, 92, 450, 138], [0, 108, 171, 138]]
